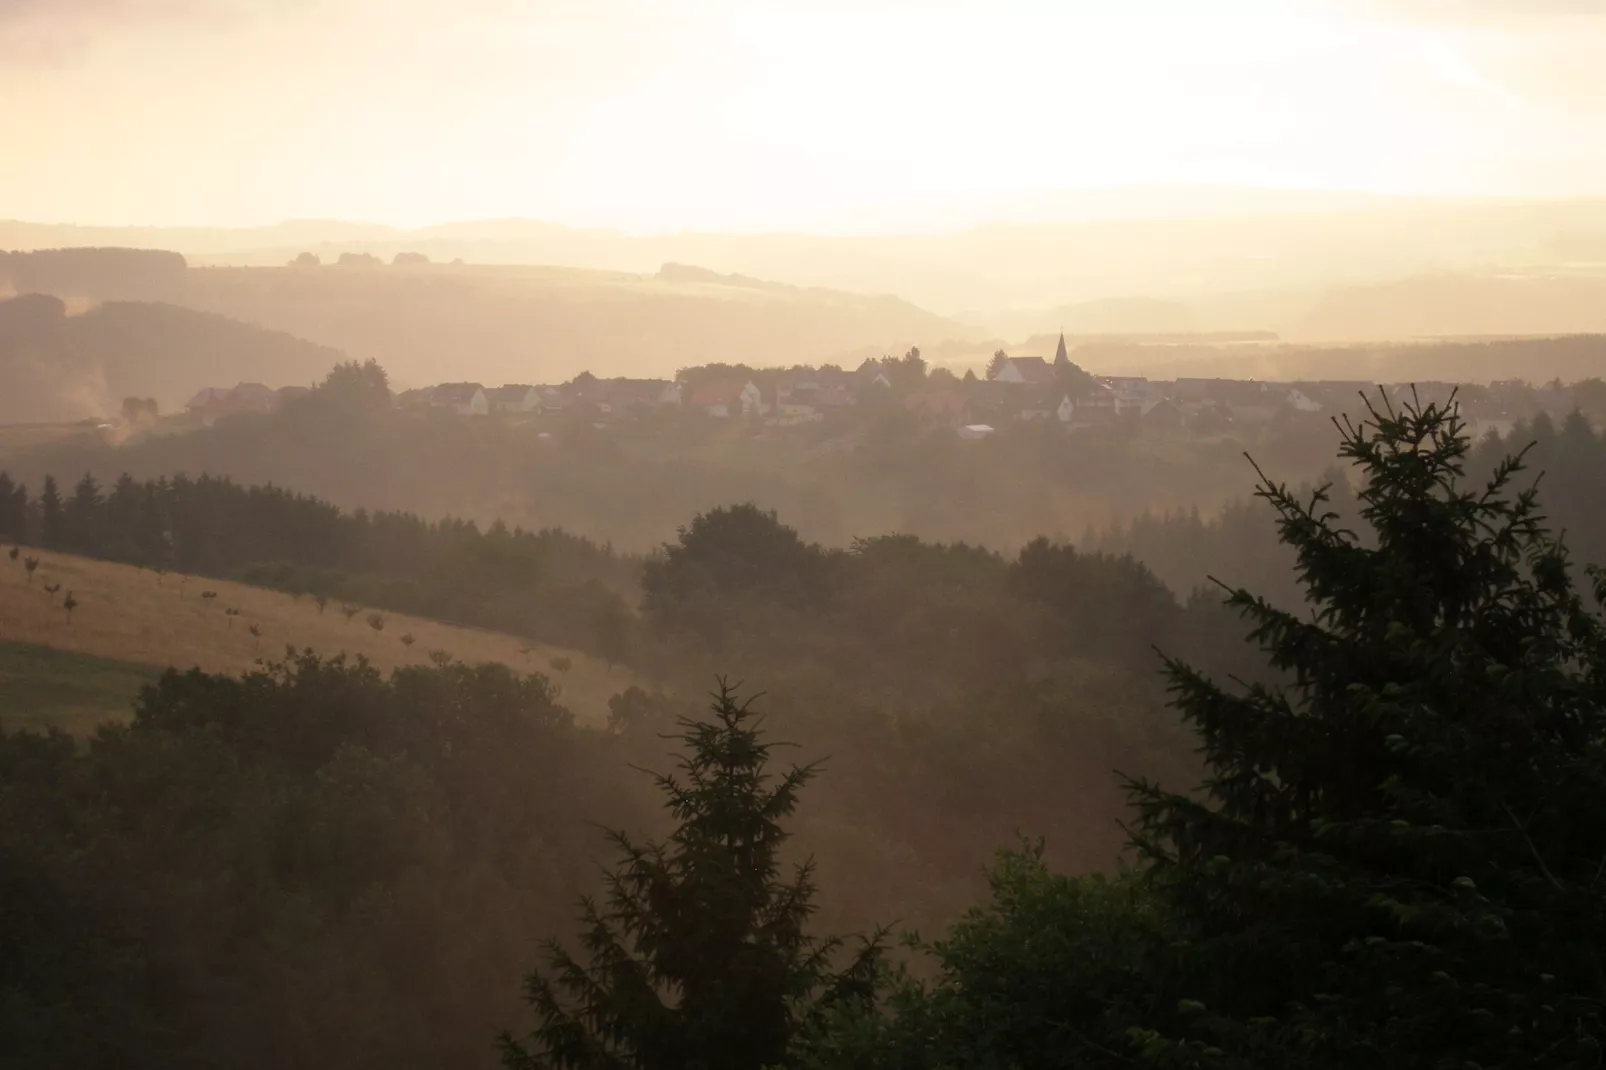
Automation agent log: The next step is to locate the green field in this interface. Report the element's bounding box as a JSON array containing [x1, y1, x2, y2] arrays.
[[0, 641, 160, 735]]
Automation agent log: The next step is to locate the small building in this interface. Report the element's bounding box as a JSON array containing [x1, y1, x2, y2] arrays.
[[994, 356, 1056, 385], [228, 382, 279, 413], [604, 379, 682, 410], [186, 387, 230, 412], [770, 387, 823, 426], [185, 382, 281, 425], [1100, 376, 1155, 415], [689, 379, 763, 418], [429, 383, 489, 416], [1058, 389, 1118, 429], [957, 424, 996, 440], [489, 384, 543, 414]]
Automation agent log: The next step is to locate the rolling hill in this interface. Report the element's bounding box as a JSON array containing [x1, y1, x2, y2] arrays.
[[0, 293, 345, 422], [0, 549, 627, 730], [173, 261, 979, 387]]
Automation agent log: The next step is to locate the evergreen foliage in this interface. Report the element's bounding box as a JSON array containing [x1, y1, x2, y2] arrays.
[[1124, 392, 1606, 1065], [501, 681, 884, 1070], [38, 475, 62, 550]]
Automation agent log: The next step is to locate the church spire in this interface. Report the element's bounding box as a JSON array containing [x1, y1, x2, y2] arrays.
[[1054, 330, 1070, 367]]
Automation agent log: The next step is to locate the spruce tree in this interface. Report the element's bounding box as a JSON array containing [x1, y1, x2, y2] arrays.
[[500, 682, 883, 1070], [38, 475, 63, 550], [0, 473, 20, 543], [1128, 393, 1606, 1066], [63, 474, 103, 553]]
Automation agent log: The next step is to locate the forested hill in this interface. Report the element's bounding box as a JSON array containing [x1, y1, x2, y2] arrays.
[[0, 294, 343, 421], [174, 261, 976, 386], [0, 469, 638, 663]]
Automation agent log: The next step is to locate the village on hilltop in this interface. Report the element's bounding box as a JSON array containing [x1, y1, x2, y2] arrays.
[[177, 332, 1573, 443]]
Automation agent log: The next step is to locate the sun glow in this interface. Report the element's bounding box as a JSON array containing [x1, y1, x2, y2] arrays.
[[0, 0, 1602, 230]]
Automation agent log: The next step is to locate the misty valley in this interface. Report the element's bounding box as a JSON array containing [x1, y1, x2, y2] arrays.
[[11, 53, 1606, 1059]]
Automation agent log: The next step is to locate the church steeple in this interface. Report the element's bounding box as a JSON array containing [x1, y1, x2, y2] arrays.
[[1054, 330, 1070, 367]]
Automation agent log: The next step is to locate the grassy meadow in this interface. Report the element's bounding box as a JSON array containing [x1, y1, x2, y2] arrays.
[[0, 549, 628, 730], [0, 641, 160, 735]]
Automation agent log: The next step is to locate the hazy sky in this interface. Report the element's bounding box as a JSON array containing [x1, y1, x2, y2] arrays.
[[2, 0, 1604, 232]]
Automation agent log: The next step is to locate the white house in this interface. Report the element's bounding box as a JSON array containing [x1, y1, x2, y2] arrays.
[[957, 423, 996, 440], [1101, 377, 1154, 415], [489, 385, 542, 414], [1058, 384, 1120, 429], [429, 383, 489, 416], [689, 379, 764, 418]]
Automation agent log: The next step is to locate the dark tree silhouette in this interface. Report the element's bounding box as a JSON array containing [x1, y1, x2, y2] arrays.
[[501, 682, 883, 1070], [39, 475, 63, 550], [1121, 392, 1606, 1065]]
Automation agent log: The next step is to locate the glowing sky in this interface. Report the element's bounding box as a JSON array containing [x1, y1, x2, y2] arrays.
[[2, 0, 1604, 231]]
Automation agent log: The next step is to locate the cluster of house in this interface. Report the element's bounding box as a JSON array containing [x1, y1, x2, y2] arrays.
[[180, 334, 1572, 440], [184, 382, 310, 425]]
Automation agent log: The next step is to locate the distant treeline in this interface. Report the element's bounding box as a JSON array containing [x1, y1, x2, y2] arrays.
[[0, 247, 186, 302], [1074, 333, 1606, 384], [0, 469, 638, 659]]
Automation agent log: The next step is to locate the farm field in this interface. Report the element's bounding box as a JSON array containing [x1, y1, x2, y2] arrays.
[[0, 549, 627, 729], [0, 641, 160, 735]]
